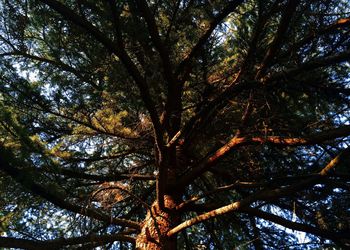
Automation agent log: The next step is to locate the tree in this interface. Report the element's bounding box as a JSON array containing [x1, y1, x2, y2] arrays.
[[0, 0, 350, 249]]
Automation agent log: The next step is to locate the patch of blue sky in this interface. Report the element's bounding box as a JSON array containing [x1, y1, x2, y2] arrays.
[[258, 204, 317, 248]]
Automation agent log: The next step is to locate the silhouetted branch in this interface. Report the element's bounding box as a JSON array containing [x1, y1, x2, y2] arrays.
[[256, 0, 301, 79], [268, 49, 350, 81], [178, 125, 350, 186], [281, 17, 350, 59], [0, 233, 135, 250], [176, 0, 245, 80], [0, 147, 140, 230], [169, 147, 350, 235], [39, 0, 166, 151], [240, 207, 350, 247]]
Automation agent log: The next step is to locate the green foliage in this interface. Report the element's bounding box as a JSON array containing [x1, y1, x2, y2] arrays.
[[0, 0, 349, 249]]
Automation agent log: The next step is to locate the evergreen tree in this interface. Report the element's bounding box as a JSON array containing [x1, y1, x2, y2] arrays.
[[0, 0, 349, 249]]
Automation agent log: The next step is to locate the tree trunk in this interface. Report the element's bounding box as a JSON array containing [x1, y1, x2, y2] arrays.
[[136, 195, 179, 250]]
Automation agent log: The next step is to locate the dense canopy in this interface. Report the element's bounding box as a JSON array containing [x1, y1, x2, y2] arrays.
[[0, 0, 350, 249]]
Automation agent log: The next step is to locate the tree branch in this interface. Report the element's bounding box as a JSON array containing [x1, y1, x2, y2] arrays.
[[176, 181, 261, 211], [133, 0, 182, 210], [281, 17, 350, 59], [181, 80, 256, 143], [255, 0, 301, 79], [236, 0, 281, 78], [176, 0, 245, 80], [0, 50, 100, 90], [44, 167, 155, 182], [169, 147, 350, 236], [0, 233, 135, 250], [168, 176, 318, 236], [167, 197, 244, 236], [182, 45, 350, 145], [240, 207, 349, 246], [177, 125, 350, 187], [34, 105, 139, 140], [134, 0, 180, 135], [267, 48, 350, 82], [0, 147, 140, 230], [168, 176, 317, 236], [0, 237, 46, 250], [39, 0, 165, 150]]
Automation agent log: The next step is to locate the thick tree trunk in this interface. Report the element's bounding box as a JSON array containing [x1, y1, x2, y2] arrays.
[[136, 195, 179, 250]]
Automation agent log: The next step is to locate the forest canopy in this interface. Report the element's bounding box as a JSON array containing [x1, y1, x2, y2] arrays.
[[0, 0, 350, 249]]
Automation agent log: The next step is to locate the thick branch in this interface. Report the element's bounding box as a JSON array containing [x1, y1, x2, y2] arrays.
[[37, 1, 167, 211], [168, 175, 315, 236], [281, 17, 350, 59], [39, 0, 165, 149], [168, 177, 317, 236], [176, 0, 245, 80], [256, 0, 300, 79], [0, 237, 46, 250], [268, 49, 350, 81], [181, 80, 256, 142], [0, 148, 140, 230], [177, 125, 350, 187], [167, 197, 244, 236], [133, 0, 181, 210], [169, 147, 350, 236], [0, 233, 135, 250], [38, 0, 116, 52], [136, 0, 181, 107], [240, 207, 349, 246], [319, 146, 350, 176]]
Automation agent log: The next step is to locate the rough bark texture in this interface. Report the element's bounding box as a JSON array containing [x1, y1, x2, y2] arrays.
[[136, 195, 179, 250]]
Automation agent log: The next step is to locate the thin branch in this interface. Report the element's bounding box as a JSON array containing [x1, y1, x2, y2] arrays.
[[234, 0, 279, 81], [60, 149, 137, 163], [178, 172, 347, 212], [176, 181, 261, 211], [0, 50, 100, 90], [44, 167, 156, 182], [181, 48, 350, 145], [35, 106, 139, 139], [90, 185, 151, 211], [164, 0, 181, 42]]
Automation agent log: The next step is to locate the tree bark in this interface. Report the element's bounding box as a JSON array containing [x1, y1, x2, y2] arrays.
[[136, 195, 179, 250]]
